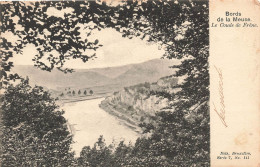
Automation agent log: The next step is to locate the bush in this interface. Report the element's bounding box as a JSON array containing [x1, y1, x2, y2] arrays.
[[1, 80, 75, 166]]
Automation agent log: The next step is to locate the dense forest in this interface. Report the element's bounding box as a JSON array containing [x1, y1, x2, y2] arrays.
[[0, 0, 209, 166]]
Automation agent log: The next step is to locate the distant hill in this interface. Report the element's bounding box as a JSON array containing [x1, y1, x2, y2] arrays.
[[114, 59, 175, 86], [85, 65, 133, 79], [11, 66, 113, 89], [11, 58, 177, 90]]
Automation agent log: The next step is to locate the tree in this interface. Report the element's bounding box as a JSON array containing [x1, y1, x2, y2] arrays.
[[1, 79, 75, 166], [78, 90, 81, 95], [72, 90, 75, 96], [84, 90, 87, 96], [89, 90, 93, 95], [77, 136, 114, 167]]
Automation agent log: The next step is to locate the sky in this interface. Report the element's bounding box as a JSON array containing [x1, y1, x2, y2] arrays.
[[8, 28, 165, 69], [2, 5, 166, 70]]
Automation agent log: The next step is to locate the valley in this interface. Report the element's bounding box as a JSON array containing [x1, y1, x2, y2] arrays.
[[11, 58, 178, 155], [12, 58, 178, 103]]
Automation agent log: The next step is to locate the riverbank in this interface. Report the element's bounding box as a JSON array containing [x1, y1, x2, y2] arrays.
[[61, 96, 105, 104], [99, 100, 142, 134], [56, 94, 109, 107]]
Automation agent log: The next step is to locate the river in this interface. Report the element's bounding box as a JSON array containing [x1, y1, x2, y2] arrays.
[[62, 98, 140, 157]]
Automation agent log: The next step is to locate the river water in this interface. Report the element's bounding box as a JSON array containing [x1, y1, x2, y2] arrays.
[[62, 98, 139, 157]]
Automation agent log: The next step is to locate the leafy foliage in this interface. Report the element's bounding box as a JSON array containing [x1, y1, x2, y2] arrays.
[[78, 136, 115, 167], [1, 79, 75, 166]]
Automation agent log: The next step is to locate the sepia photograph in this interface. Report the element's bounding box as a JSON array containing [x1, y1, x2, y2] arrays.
[[1, 0, 210, 166]]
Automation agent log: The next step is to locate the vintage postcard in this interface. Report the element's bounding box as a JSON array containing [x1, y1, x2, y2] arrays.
[[0, 0, 259, 166], [210, 0, 259, 166]]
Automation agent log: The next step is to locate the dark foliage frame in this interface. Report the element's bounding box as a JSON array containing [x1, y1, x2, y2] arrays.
[[0, 1, 209, 166]]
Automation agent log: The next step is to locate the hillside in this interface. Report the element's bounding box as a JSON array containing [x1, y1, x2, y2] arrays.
[[99, 76, 179, 130], [114, 59, 175, 86], [11, 66, 113, 89], [11, 59, 177, 98]]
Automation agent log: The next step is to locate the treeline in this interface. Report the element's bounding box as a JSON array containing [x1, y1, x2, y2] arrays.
[[60, 89, 94, 97], [77, 131, 209, 167]]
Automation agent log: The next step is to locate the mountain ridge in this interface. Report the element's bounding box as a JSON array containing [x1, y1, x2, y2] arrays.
[[11, 58, 177, 90]]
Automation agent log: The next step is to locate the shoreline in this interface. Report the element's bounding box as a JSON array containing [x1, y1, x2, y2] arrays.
[[99, 101, 142, 134], [57, 95, 108, 106], [61, 96, 105, 104]]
